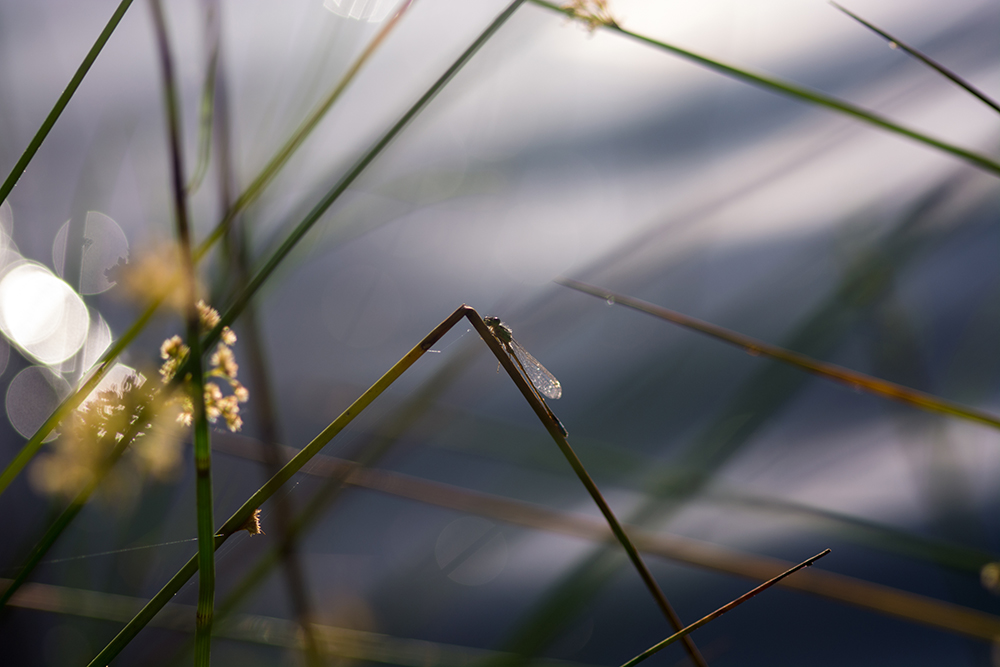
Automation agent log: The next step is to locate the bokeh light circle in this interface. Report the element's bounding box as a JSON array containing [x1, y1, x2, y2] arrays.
[[58, 311, 112, 374], [0, 262, 90, 365], [52, 211, 129, 295], [6, 366, 71, 441]]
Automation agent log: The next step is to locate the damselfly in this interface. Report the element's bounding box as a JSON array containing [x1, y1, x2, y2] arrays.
[[484, 316, 567, 435]]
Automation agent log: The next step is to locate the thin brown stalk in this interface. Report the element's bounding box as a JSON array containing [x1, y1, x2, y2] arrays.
[[832, 2, 1000, 114], [558, 279, 1000, 431], [619, 550, 831, 667], [214, 435, 1000, 640]]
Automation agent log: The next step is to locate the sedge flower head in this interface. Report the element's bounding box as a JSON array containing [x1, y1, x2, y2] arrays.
[[562, 0, 619, 31], [160, 301, 249, 432]]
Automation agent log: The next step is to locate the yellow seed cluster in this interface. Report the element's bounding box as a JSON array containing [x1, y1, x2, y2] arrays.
[[561, 0, 619, 31], [160, 300, 249, 432]]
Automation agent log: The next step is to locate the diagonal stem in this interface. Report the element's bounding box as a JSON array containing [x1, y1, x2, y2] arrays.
[[85, 304, 705, 667], [467, 311, 708, 667], [831, 2, 1000, 114], [148, 1, 215, 663], [559, 278, 1000, 431], [620, 550, 831, 667]]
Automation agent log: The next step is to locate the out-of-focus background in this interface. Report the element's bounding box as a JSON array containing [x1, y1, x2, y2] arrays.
[[0, 0, 999, 664]]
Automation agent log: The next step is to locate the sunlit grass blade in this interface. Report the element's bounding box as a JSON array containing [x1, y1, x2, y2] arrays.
[[148, 1, 215, 663], [0, 0, 136, 206], [831, 2, 1000, 114], [558, 278, 1000, 431], [468, 311, 708, 667], [530, 0, 1000, 177], [619, 550, 831, 667], [207, 0, 527, 347]]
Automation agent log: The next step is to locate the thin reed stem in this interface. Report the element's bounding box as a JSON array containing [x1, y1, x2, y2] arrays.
[[148, 1, 215, 663], [619, 550, 831, 667], [831, 2, 1000, 114]]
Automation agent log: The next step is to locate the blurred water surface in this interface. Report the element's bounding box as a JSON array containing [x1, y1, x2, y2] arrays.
[[0, 0, 998, 665]]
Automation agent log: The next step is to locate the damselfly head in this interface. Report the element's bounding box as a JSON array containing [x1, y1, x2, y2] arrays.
[[484, 316, 513, 343]]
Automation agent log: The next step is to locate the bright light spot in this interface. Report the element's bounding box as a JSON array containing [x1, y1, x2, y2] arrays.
[[0, 262, 89, 365], [52, 211, 129, 295], [6, 366, 71, 441], [323, 0, 398, 22], [435, 517, 507, 586]]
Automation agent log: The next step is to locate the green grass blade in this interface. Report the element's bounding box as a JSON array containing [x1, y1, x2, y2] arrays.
[[619, 550, 831, 667], [559, 278, 1000, 431], [530, 0, 1000, 177], [185, 2, 221, 195], [832, 2, 1000, 114], [0, 0, 136, 206], [84, 306, 469, 666]]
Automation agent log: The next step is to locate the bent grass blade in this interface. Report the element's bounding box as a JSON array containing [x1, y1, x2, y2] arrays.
[[86, 306, 702, 667]]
